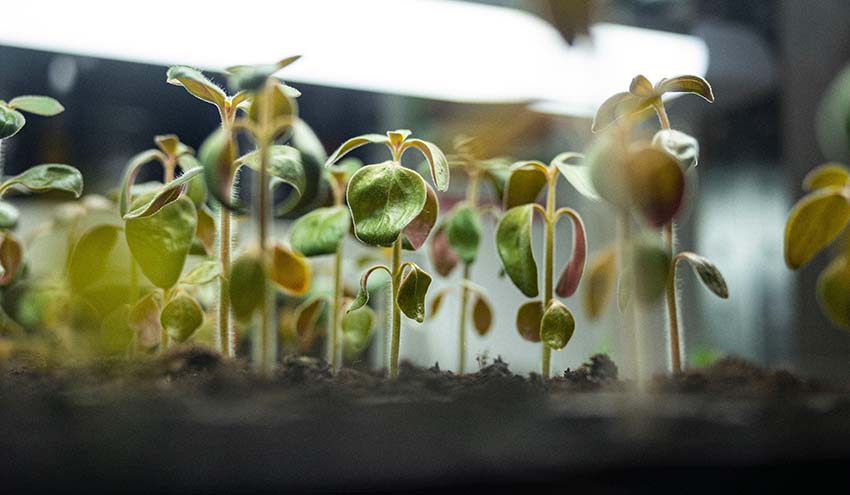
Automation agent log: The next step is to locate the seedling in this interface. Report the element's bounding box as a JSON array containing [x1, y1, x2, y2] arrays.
[[495, 155, 588, 378], [198, 57, 311, 374], [289, 158, 375, 372], [326, 129, 449, 378], [591, 75, 728, 374], [428, 136, 508, 373]]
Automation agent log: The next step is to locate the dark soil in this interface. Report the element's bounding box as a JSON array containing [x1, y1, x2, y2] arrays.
[[1, 346, 849, 493]]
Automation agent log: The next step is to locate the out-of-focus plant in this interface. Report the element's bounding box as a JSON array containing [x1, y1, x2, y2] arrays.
[[428, 136, 507, 374], [327, 129, 448, 378], [590, 75, 728, 374], [198, 57, 311, 374], [495, 155, 588, 378]]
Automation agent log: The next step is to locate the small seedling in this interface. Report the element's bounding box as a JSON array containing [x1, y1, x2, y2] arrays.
[[326, 129, 449, 378], [591, 75, 728, 374], [495, 155, 588, 378], [428, 136, 508, 374]]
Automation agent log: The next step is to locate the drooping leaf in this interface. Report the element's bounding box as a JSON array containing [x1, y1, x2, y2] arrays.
[[428, 287, 452, 318], [177, 155, 207, 206], [803, 163, 850, 191], [402, 183, 438, 251], [630, 241, 671, 305], [496, 204, 538, 297], [652, 129, 699, 170], [553, 152, 598, 200], [627, 147, 685, 227], [397, 263, 432, 322], [342, 306, 374, 353], [128, 292, 162, 349], [629, 75, 655, 97], [582, 247, 617, 319], [8, 95, 64, 116], [540, 300, 575, 350], [555, 210, 587, 298], [166, 66, 227, 108], [677, 252, 729, 299], [428, 225, 460, 277], [1, 164, 83, 198], [228, 252, 266, 323], [198, 127, 238, 210], [817, 255, 850, 329], [516, 300, 543, 343], [181, 260, 221, 285], [195, 204, 216, 255], [347, 265, 388, 313], [123, 167, 203, 219], [237, 145, 306, 214], [325, 134, 388, 167], [290, 206, 350, 257], [0, 201, 20, 228], [445, 204, 481, 264], [346, 162, 427, 246], [68, 224, 121, 293], [401, 139, 450, 192], [0, 233, 23, 286], [118, 149, 163, 216], [504, 161, 548, 209], [655, 75, 715, 102], [472, 295, 493, 336], [591, 91, 648, 133], [125, 196, 197, 289], [0, 105, 26, 139], [784, 186, 850, 269], [161, 292, 204, 343], [270, 243, 310, 296]]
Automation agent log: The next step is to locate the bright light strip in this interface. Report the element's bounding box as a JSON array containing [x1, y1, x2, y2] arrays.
[[0, 0, 707, 116]]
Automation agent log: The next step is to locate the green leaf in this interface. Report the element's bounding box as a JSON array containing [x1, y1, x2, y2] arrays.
[[516, 300, 543, 343], [325, 134, 389, 167], [0, 105, 25, 139], [198, 127, 238, 210], [229, 252, 267, 323], [472, 295, 493, 336], [290, 206, 350, 257], [237, 145, 306, 215], [8, 95, 64, 116], [652, 129, 699, 170], [785, 186, 850, 269], [803, 163, 850, 191], [676, 252, 729, 299], [0, 201, 19, 228], [504, 161, 548, 209], [99, 305, 133, 354], [178, 155, 207, 206], [125, 196, 197, 289], [402, 183, 438, 251], [817, 255, 850, 329], [346, 162, 427, 247], [446, 204, 481, 264], [397, 263, 432, 322], [1, 164, 83, 198], [0, 233, 23, 286], [428, 224, 460, 277], [540, 300, 575, 350], [655, 75, 714, 102], [582, 247, 616, 319], [166, 66, 227, 108], [347, 265, 389, 313], [401, 139, 450, 192], [496, 204, 538, 297], [627, 147, 685, 227], [630, 241, 671, 305], [68, 224, 122, 293], [128, 292, 162, 349], [118, 149, 163, 216], [342, 306, 374, 353], [123, 167, 203, 219], [553, 152, 599, 200], [270, 243, 311, 296], [161, 292, 204, 343], [181, 260, 221, 285]]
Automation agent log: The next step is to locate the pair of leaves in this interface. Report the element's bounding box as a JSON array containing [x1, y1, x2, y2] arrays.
[[0, 164, 83, 199], [516, 299, 575, 350], [349, 263, 432, 323], [0, 96, 64, 139]]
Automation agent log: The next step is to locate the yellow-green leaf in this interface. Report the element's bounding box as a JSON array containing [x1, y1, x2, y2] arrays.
[[0, 233, 23, 286], [784, 186, 850, 269], [504, 161, 548, 209], [198, 127, 238, 210], [1, 164, 83, 198], [0, 105, 25, 139], [123, 167, 202, 219], [166, 66, 226, 109], [429, 287, 452, 318], [237, 145, 306, 215], [229, 252, 266, 323], [591, 91, 647, 133], [342, 306, 374, 353], [161, 292, 204, 343], [516, 300, 543, 343], [817, 255, 850, 329], [290, 206, 350, 257], [803, 163, 850, 191], [181, 260, 221, 285], [553, 152, 598, 200], [630, 241, 671, 305], [540, 300, 575, 350], [8, 95, 64, 116], [627, 147, 684, 227], [629, 75, 654, 97], [496, 204, 538, 297], [118, 149, 163, 216], [401, 139, 450, 192], [397, 263, 432, 323], [325, 134, 388, 167], [270, 243, 311, 296]]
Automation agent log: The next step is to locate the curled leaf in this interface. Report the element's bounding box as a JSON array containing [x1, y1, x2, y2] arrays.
[[784, 186, 850, 269], [402, 183, 438, 251], [166, 66, 226, 108], [516, 300, 543, 343], [554, 210, 587, 298], [290, 206, 350, 257], [401, 139, 450, 192], [123, 167, 202, 219], [0, 105, 25, 139], [428, 225, 459, 277], [229, 252, 266, 323], [472, 295, 493, 336], [118, 149, 163, 216], [397, 263, 432, 323], [504, 161, 548, 209], [629, 75, 655, 97], [237, 145, 306, 215], [348, 265, 389, 313], [446, 204, 481, 264], [676, 252, 728, 299], [295, 297, 328, 339], [325, 134, 389, 167], [582, 248, 617, 319], [496, 204, 538, 297], [161, 292, 204, 343], [8, 95, 64, 116], [655, 75, 714, 102], [540, 300, 575, 351], [1, 164, 83, 198]]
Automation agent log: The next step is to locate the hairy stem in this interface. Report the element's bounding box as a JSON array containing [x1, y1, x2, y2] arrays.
[[254, 83, 274, 376], [331, 243, 343, 373], [664, 222, 682, 373], [458, 262, 470, 374], [218, 206, 232, 356], [389, 237, 402, 378]]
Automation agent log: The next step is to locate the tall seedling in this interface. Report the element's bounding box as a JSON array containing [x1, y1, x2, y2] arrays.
[[495, 156, 588, 378], [326, 130, 449, 378]]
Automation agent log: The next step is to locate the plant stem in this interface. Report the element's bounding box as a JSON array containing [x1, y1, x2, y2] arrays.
[[160, 288, 172, 353], [541, 172, 557, 379], [330, 243, 343, 373], [664, 222, 682, 373], [457, 262, 470, 374], [218, 206, 232, 356], [254, 83, 274, 376], [654, 99, 671, 130], [389, 237, 403, 378]]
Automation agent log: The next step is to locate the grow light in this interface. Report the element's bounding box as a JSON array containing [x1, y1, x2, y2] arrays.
[[0, 0, 707, 117]]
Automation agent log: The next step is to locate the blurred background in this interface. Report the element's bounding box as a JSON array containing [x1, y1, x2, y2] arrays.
[[1, 0, 849, 380]]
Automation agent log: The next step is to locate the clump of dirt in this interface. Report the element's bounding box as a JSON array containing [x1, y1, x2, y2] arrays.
[[562, 353, 620, 387]]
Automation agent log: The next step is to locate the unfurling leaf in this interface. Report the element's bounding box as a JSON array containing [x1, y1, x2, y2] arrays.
[[125, 197, 197, 289], [630, 241, 671, 305], [803, 163, 850, 191], [582, 248, 616, 319], [496, 204, 538, 297], [516, 300, 543, 343], [161, 292, 204, 343], [324, 134, 389, 167], [652, 129, 699, 170], [346, 162, 427, 246], [784, 186, 850, 269], [128, 292, 162, 349], [446, 204, 481, 264], [504, 161, 547, 209], [181, 260, 221, 285], [817, 255, 850, 329], [290, 206, 350, 257], [553, 152, 598, 200], [402, 183, 438, 251], [229, 252, 266, 322], [1, 164, 83, 198], [555, 210, 587, 298], [0, 105, 26, 139], [401, 139, 450, 191], [342, 306, 374, 353], [270, 243, 310, 295], [540, 300, 575, 351], [0, 201, 20, 228], [68, 225, 121, 292], [627, 147, 685, 227], [123, 167, 202, 219], [397, 263, 432, 323], [166, 66, 226, 108], [472, 295, 493, 336], [8, 95, 64, 116], [677, 252, 729, 299], [0, 233, 23, 286], [429, 287, 452, 318], [428, 225, 460, 277], [655, 75, 714, 102]]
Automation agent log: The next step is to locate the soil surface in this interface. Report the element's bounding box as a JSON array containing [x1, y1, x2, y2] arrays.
[[1, 346, 849, 493]]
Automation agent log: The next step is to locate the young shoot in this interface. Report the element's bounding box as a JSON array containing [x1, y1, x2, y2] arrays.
[[326, 129, 449, 378]]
